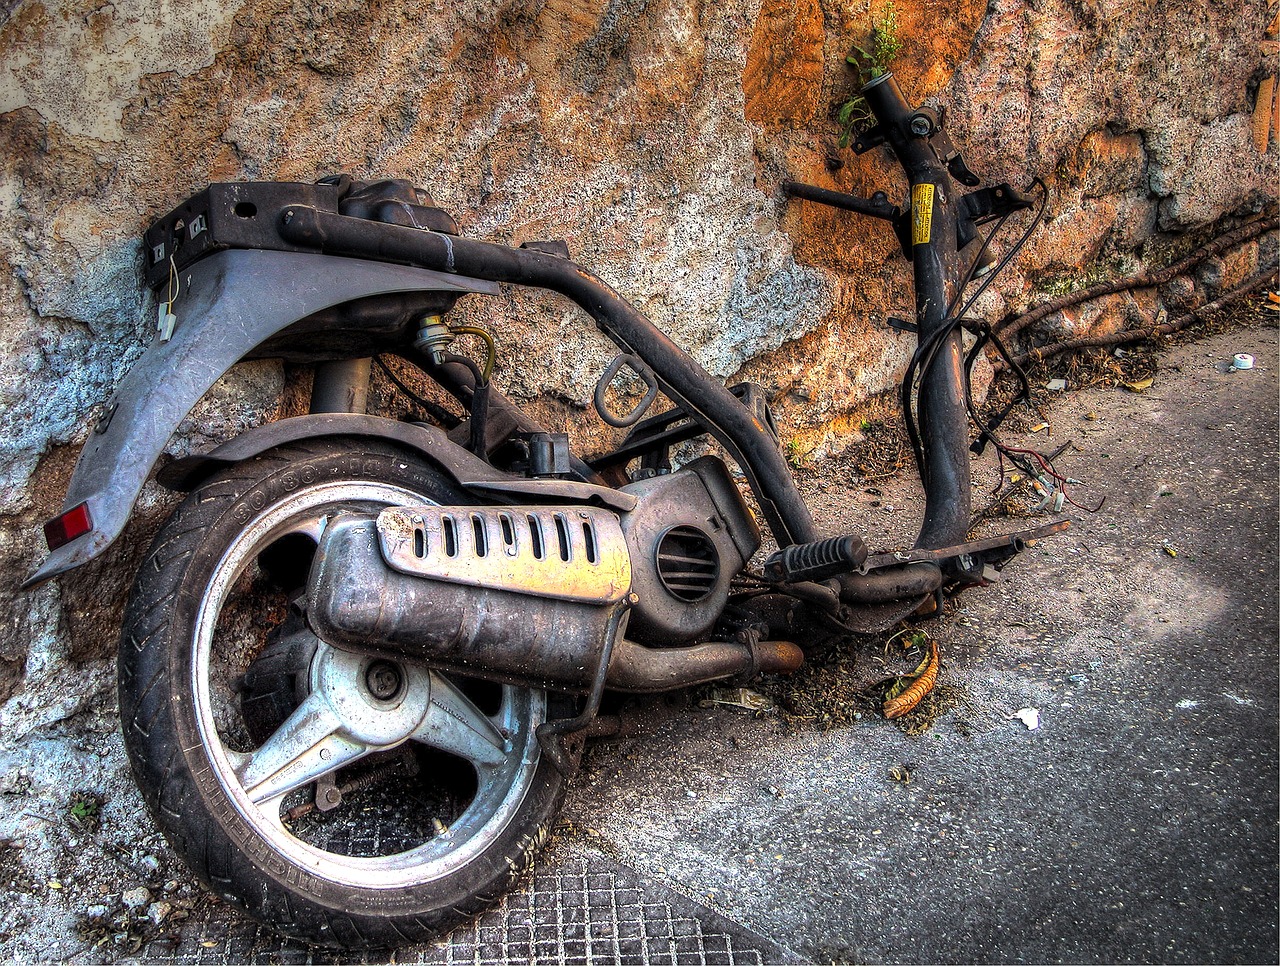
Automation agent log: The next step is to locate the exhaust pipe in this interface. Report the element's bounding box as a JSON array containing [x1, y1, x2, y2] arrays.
[[307, 511, 801, 694], [607, 637, 803, 692]]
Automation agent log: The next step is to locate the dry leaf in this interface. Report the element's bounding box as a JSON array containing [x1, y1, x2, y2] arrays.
[[699, 687, 774, 712], [883, 639, 940, 719]]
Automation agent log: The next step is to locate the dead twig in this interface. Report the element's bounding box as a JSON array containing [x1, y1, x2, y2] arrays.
[[996, 268, 1279, 372], [995, 215, 1278, 342]]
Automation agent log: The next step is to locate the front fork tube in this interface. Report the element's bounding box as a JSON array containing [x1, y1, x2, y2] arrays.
[[862, 74, 974, 561], [911, 185, 972, 555]]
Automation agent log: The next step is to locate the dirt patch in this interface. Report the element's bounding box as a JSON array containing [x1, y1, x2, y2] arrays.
[[0, 846, 37, 947], [751, 637, 876, 731], [836, 408, 913, 485], [997, 287, 1269, 398], [746, 628, 972, 737], [74, 881, 213, 960]]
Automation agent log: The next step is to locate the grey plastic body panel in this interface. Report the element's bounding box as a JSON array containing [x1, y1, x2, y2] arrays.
[[26, 249, 498, 587]]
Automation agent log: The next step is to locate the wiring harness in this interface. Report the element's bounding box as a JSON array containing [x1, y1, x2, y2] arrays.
[[900, 179, 1104, 515]]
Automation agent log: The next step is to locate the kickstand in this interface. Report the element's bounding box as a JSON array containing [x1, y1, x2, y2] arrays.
[[536, 607, 624, 775]]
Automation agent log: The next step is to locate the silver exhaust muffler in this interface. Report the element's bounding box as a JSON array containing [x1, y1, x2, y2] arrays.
[[308, 506, 630, 691], [306, 505, 802, 693]]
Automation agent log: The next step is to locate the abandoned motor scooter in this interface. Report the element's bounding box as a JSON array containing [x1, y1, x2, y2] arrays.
[[26, 73, 1063, 947]]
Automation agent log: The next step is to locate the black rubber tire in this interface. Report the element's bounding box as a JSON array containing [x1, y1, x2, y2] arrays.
[[118, 438, 576, 948], [235, 608, 317, 746]]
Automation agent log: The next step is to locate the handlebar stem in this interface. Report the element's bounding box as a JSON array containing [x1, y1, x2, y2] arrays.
[[862, 74, 974, 557]]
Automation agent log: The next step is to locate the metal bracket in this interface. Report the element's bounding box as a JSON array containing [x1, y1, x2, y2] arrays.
[[314, 773, 343, 812], [594, 353, 660, 428], [851, 124, 887, 154], [961, 183, 1034, 223], [536, 607, 626, 776], [587, 382, 778, 474], [944, 149, 981, 187], [858, 520, 1070, 574], [519, 239, 570, 258]]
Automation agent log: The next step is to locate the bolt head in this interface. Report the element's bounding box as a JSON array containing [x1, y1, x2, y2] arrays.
[[365, 660, 404, 701]]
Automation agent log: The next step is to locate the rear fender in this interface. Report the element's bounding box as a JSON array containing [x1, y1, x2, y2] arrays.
[[24, 248, 497, 587], [153, 414, 503, 493], [154, 414, 639, 510]]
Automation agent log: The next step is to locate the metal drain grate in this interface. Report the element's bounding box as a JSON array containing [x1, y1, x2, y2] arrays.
[[138, 847, 794, 966]]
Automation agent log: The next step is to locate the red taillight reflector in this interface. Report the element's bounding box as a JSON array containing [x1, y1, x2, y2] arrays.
[[43, 502, 93, 551]]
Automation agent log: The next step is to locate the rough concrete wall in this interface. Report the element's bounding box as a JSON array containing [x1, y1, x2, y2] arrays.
[[0, 0, 1273, 736]]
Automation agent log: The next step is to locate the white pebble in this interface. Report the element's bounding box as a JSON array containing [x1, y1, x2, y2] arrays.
[[121, 886, 151, 910]]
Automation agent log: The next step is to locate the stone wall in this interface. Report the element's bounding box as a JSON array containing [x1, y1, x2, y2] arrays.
[[0, 0, 1273, 733]]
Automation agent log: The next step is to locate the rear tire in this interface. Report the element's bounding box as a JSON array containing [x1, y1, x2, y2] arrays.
[[118, 438, 575, 948]]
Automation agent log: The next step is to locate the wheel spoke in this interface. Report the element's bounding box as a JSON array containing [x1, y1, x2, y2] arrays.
[[280, 513, 329, 543], [409, 672, 510, 767], [258, 792, 292, 833], [235, 689, 370, 804]]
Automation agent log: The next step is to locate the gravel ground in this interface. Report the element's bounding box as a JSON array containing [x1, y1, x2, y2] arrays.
[[0, 321, 1276, 963]]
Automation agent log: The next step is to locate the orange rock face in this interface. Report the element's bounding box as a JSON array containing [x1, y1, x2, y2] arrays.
[[744, 0, 825, 127]]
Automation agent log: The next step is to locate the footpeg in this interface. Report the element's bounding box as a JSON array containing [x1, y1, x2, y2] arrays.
[[762, 535, 868, 583]]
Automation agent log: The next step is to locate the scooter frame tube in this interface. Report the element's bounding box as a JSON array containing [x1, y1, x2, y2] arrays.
[[277, 208, 828, 551], [861, 73, 972, 553]]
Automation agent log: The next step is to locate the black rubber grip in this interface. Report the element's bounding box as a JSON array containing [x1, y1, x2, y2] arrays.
[[763, 534, 868, 583]]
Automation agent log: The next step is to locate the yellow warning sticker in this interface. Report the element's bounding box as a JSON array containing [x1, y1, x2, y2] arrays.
[[912, 183, 935, 246]]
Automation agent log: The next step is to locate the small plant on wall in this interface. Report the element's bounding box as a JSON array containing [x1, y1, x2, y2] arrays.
[[837, 2, 903, 147]]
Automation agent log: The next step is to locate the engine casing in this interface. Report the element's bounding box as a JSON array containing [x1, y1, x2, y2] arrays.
[[618, 456, 760, 645]]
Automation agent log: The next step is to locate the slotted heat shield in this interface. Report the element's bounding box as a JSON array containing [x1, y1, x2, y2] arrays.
[[655, 525, 719, 601], [376, 505, 632, 603]]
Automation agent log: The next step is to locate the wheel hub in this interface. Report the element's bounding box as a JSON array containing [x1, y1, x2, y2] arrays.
[[365, 659, 404, 702], [314, 645, 432, 744]]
